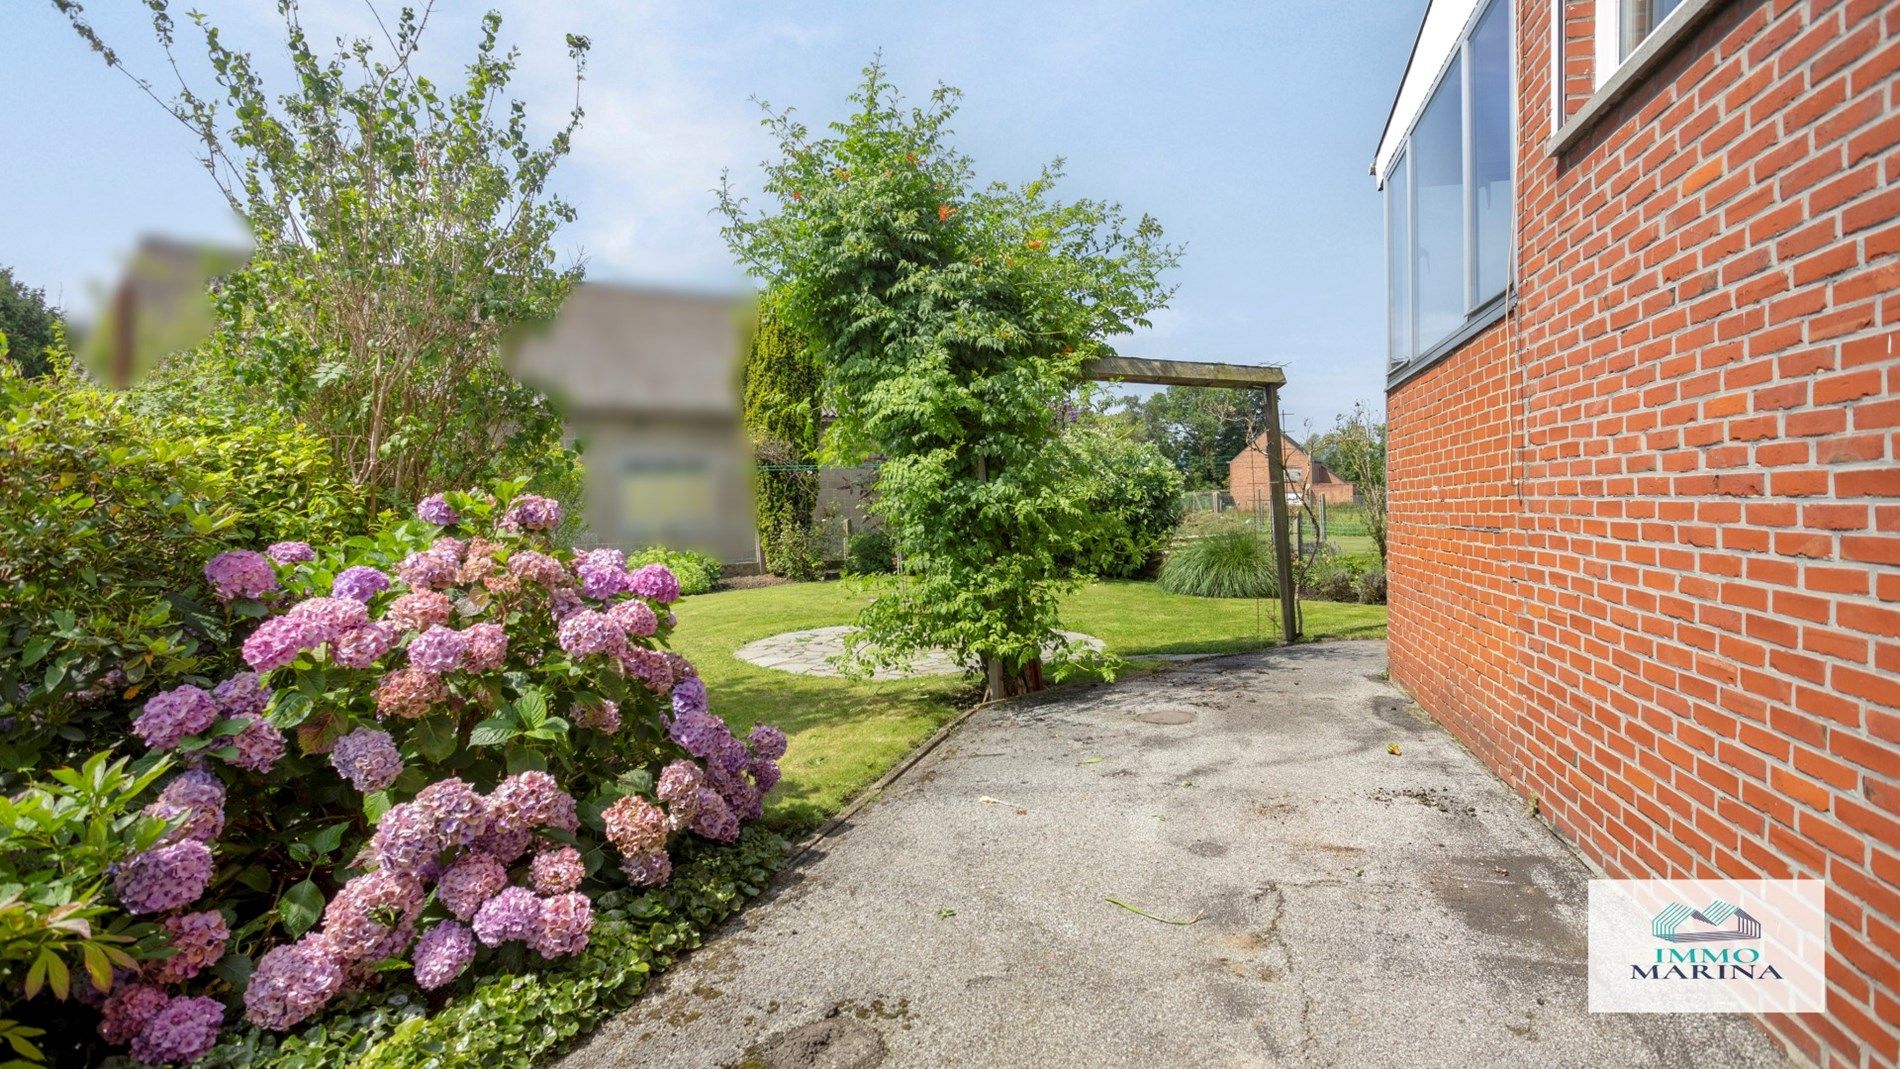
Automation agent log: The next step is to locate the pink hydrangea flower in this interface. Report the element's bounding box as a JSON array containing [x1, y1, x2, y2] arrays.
[[607, 598, 658, 637], [98, 982, 170, 1045], [689, 787, 740, 843], [557, 610, 625, 659], [331, 727, 402, 792], [656, 761, 705, 807], [133, 686, 219, 750], [265, 541, 315, 564], [130, 994, 223, 1065], [149, 910, 229, 985], [621, 850, 673, 888], [397, 550, 458, 591], [368, 801, 442, 878], [406, 625, 466, 675], [332, 622, 400, 669], [244, 935, 344, 1031], [530, 892, 593, 958], [143, 771, 225, 844], [627, 563, 680, 604], [619, 646, 675, 694], [491, 771, 578, 834], [435, 852, 508, 921], [499, 494, 562, 533], [414, 777, 488, 846], [471, 886, 543, 947], [602, 795, 669, 857], [241, 614, 327, 672], [322, 870, 424, 963], [204, 550, 278, 602], [115, 840, 214, 914], [212, 672, 271, 717], [226, 713, 286, 773], [411, 920, 476, 990], [288, 596, 371, 643], [460, 622, 508, 672], [576, 699, 620, 734], [530, 846, 585, 895], [505, 550, 567, 586], [373, 666, 446, 719], [385, 590, 453, 632]]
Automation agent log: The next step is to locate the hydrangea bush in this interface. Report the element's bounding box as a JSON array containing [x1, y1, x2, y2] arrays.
[[76, 487, 784, 1064]]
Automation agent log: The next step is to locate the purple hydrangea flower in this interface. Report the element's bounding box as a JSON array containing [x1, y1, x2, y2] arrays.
[[369, 801, 442, 878], [149, 910, 229, 985], [576, 699, 620, 734], [688, 787, 740, 843], [411, 921, 476, 990], [414, 777, 489, 847], [530, 846, 585, 895], [471, 886, 543, 947], [671, 676, 709, 717], [557, 609, 625, 659], [747, 724, 789, 761], [621, 850, 673, 888], [204, 550, 277, 602], [407, 625, 466, 675], [530, 892, 593, 959], [708, 734, 751, 778], [576, 562, 629, 601], [98, 982, 170, 1045], [332, 622, 400, 669], [331, 727, 403, 792], [241, 614, 326, 673], [265, 541, 315, 565], [749, 757, 783, 794], [499, 494, 562, 533], [603, 795, 670, 858], [619, 646, 674, 694], [244, 935, 344, 1031], [577, 548, 626, 570], [627, 563, 681, 604], [133, 686, 219, 750], [331, 565, 391, 603], [435, 852, 508, 921], [143, 771, 225, 844], [130, 994, 223, 1065], [416, 494, 459, 527], [667, 709, 728, 759], [607, 598, 658, 638], [490, 771, 578, 834], [322, 869, 424, 963], [461, 622, 508, 672], [226, 713, 286, 774], [211, 672, 271, 717], [115, 840, 214, 914], [655, 761, 705, 807]]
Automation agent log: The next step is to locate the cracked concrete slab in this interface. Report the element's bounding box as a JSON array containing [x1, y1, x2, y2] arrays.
[[560, 641, 1788, 1069]]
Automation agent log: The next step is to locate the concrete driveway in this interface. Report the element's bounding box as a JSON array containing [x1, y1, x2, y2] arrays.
[[562, 641, 1787, 1069]]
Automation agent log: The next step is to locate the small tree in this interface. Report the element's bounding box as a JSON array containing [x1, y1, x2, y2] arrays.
[[0, 266, 61, 378], [719, 63, 1179, 697], [55, 1, 592, 510], [1136, 385, 1254, 490], [1308, 402, 1388, 559], [742, 300, 822, 579]]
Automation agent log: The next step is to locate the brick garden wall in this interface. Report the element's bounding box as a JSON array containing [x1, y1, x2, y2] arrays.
[[1386, 1, 1899, 1065]]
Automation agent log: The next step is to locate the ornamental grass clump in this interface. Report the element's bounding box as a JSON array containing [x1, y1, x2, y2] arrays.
[[62, 487, 785, 1065], [1156, 522, 1279, 599]]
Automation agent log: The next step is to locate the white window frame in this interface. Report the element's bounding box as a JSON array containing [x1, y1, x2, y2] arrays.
[[1594, 0, 1695, 88]]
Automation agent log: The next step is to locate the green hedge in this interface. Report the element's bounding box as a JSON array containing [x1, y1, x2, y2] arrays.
[[180, 829, 785, 1069], [627, 547, 722, 597]]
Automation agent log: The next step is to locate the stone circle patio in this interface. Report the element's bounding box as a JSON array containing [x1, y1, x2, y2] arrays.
[[734, 625, 1105, 679]]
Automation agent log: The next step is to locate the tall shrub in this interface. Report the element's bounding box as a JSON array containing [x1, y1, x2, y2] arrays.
[[55, 2, 593, 511], [719, 63, 1179, 697], [1066, 420, 1185, 579], [741, 302, 822, 579]]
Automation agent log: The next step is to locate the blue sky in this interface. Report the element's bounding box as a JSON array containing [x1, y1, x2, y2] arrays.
[[0, 0, 1423, 430]]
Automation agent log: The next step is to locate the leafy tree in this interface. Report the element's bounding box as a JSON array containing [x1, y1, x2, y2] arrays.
[[1307, 402, 1388, 559], [54, 1, 592, 511], [1135, 385, 1254, 490], [0, 266, 61, 378], [1064, 416, 1184, 579], [742, 299, 823, 579], [719, 62, 1179, 697]]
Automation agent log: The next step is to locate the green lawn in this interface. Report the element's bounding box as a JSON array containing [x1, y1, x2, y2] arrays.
[[669, 579, 1387, 834]]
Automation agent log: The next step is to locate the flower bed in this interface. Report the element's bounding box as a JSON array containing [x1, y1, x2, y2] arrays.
[[66, 487, 785, 1064]]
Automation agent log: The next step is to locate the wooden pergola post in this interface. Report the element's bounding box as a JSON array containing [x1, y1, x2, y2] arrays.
[[1082, 356, 1302, 643]]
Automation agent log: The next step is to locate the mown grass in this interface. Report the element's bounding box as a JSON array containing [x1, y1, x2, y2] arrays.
[[670, 579, 1389, 834]]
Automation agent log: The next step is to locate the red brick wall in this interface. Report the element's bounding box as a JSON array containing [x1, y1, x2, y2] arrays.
[[1386, 2, 1899, 1065]]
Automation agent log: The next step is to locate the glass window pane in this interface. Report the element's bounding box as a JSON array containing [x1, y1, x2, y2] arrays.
[[1621, 0, 1687, 58], [1414, 62, 1464, 352], [1386, 153, 1411, 365], [1470, 0, 1511, 303]]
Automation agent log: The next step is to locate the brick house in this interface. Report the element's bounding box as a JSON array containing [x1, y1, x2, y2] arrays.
[[1228, 431, 1359, 507], [1374, 1, 1896, 1064]]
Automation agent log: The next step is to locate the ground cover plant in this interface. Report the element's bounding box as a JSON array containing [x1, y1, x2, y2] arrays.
[[5, 485, 784, 1066]]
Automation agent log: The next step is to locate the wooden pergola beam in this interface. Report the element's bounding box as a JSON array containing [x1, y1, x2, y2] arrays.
[[1082, 356, 1286, 389]]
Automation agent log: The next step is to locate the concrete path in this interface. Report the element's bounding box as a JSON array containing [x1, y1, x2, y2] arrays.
[[733, 625, 1104, 679], [562, 642, 1787, 1069]]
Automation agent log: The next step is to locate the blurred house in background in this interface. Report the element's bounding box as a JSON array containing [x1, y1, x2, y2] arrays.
[[1228, 430, 1357, 508], [97, 236, 875, 568]]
